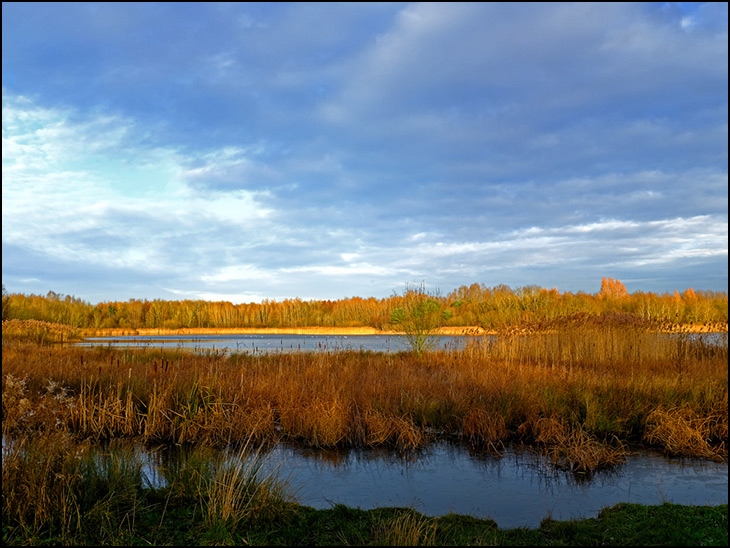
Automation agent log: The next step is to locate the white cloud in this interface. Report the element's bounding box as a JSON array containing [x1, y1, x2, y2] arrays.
[[2, 3, 726, 300], [200, 265, 277, 283], [164, 287, 268, 304], [2, 94, 277, 276]]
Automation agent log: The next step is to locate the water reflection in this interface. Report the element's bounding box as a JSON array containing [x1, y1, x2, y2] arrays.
[[73, 334, 471, 354], [136, 441, 727, 529], [74, 332, 726, 355]]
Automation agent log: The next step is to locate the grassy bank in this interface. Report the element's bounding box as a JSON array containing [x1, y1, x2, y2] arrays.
[[2, 431, 726, 546]]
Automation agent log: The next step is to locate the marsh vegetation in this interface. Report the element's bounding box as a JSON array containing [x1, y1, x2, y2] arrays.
[[2, 293, 727, 544]]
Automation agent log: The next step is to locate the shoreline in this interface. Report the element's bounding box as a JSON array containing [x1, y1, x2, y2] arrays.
[[80, 323, 727, 337], [81, 325, 493, 337]]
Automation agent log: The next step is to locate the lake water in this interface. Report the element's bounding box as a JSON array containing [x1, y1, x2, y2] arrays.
[[74, 333, 471, 353], [74, 332, 727, 354], [140, 441, 727, 529]]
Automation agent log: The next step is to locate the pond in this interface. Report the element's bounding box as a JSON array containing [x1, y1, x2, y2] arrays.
[[139, 441, 728, 529]]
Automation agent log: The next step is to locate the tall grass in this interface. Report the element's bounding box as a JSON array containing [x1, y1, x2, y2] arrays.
[[375, 509, 438, 546], [202, 440, 290, 528], [2, 318, 81, 345], [2, 431, 291, 544], [2, 432, 145, 545], [3, 315, 727, 473]]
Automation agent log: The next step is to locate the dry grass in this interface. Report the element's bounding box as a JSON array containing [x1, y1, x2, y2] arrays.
[[530, 416, 629, 473], [2, 319, 82, 344], [2, 431, 147, 544], [2, 428, 290, 544], [643, 405, 727, 461], [375, 510, 438, 546], [201, 440, 290, 528], [3, 316, 727, 471]]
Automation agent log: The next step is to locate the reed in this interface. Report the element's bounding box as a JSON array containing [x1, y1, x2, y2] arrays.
[[2, 431, 86, 541], [3, 314, 727, 470], [2, 431, 146, 545], [201, 440, 290, 528], [2, 430, 291, 545], [529, 416, 629, 473], [643, 405, 727, 461], [2, 318, 82, 345]]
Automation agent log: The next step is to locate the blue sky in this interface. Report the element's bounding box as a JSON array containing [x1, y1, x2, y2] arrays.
[[2, 2, 727, 304]]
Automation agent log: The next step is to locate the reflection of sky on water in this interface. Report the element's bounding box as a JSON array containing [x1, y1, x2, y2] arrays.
[[139, 441, 728, 529], [75, 332, 727, 355], [74, 334, 472, 354]]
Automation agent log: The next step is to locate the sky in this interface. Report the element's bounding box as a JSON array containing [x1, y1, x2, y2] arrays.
[[2, 2, 728, 304]]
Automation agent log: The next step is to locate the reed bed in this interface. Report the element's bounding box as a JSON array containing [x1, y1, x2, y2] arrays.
[[1, 318, 82, 345], [1, 429, 291, 545], [2, 432, 145, 544], [3, 316, 727, 474]]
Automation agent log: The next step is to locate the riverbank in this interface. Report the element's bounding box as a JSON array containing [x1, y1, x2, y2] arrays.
[[3, 445, 726, 548]]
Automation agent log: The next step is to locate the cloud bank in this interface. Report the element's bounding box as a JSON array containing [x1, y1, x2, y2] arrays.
[[2, 2, 727, 303]]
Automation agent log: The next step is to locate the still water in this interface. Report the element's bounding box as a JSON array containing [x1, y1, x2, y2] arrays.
[[138, 441, 728, 529], [74, 332, 727, 354], [74, 334, 470, 353]]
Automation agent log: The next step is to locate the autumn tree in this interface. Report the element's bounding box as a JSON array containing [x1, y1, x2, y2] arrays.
[[389, 283, 444, 357], [598, 277, 629, 299]]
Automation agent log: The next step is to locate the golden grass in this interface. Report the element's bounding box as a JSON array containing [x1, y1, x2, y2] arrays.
[[201, 440, 289, 528], [2, 428, 290, 544], [2, 319, 82, 344], [643, 404, 727, 461], [376, 510, 438, 546], [3, 317, 727, 472], [530, 416, 629, 473]]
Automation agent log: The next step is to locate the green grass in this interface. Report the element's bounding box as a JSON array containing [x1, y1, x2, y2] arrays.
[[5, 495, 726, 546]]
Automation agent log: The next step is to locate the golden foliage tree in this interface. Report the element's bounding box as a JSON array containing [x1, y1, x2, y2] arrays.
[[599, 277, 629, 299]]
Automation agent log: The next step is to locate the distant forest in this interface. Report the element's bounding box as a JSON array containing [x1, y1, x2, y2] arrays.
[[2, 279, 727, 330]]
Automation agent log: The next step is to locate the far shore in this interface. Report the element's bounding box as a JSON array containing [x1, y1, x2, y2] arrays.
[[81, 326, 493, 337], [81, 322, 727, 338]]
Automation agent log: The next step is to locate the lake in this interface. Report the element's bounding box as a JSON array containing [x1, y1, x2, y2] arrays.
[[73, 331, 728, 354], [74, 333, 471, 353]]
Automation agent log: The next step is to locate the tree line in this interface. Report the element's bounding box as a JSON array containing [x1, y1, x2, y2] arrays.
[[1, 279, 727, 330]]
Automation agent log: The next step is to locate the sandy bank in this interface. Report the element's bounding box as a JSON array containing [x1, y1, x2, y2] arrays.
[[80, 323, 726, 338]]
